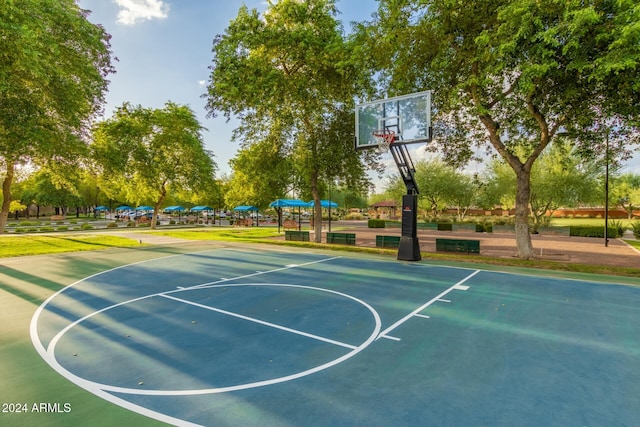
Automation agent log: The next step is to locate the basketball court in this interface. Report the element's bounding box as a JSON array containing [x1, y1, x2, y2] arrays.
[[27, 246, 640, 426]]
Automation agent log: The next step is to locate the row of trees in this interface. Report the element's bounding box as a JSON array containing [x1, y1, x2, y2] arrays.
[[378, 142, 640, 229], [2, 0, 640, 258]]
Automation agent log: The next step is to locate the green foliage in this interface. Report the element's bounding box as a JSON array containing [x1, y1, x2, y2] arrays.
[[92, 102, 216, 230], [611, 173, 640, 218], [80, 223, 93, 230], [205, 0, 374, 241], [367, 219, 385, 228], [609, 220, 626, 237], [106, 222, 118, 228], [361, 0, 640, 259], [632, 221, 640, 238], [0, 0, 114, 232], [19, 221, 39, 227], [570, 226, 619, 238]]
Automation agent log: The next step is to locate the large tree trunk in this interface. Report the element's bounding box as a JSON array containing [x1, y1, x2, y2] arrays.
[[514, 167, 535, 259], [0, 162, 15, 234], [310, 172, 322, 243], [151, 187, 167, 230]]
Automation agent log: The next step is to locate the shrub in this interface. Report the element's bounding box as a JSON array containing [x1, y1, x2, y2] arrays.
[[631, 221, 640, 238], [570, 226, 618, 238], [19, 221, 39, 226], [169, 220, 176, 225], [368, 219, 385, 228], [39, 226, 55, 232], [609, 220, 625, 237], [80, 223, 93, 230], [345, 213, 364, 220], [69, 219, 78, 224], [57, 226, 69, 231], [14, 228, 26, 233], [106, 222, 119, 228]]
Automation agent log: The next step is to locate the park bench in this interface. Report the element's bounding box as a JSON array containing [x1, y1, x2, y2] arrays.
[[285, 230, 310, 242], [283, 220, 298, 230], [327, 232, 356, 245], [376, 235, 401, 248], [435, 238, 480, 254]]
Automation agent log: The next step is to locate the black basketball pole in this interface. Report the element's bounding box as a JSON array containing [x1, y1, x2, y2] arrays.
[[389, 143, 421, 261]]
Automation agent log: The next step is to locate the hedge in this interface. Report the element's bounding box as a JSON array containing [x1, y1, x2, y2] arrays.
[[569, 226, 619, 238], [368, 219, 386, 228]]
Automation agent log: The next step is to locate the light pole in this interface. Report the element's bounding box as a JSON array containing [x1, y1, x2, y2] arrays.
[[604, 132, 609, 247]]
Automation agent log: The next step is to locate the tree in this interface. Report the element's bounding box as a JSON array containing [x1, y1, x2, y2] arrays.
[[612, 173, 640, 219], [0, 0, 114, 233], [204, 0, 374, 242], [485, 142, 601, 230], [226, 139, 295, 209], [91, 102, 217, 229], [359, 0, 640, 258]]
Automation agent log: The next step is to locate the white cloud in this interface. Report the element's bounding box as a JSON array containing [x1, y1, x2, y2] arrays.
[[114, 0, 169, 25], [197, 80, 206, 87]]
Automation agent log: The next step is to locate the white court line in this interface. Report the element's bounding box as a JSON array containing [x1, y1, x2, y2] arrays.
[[160, 294, 357, 350], [182, 256, 343, 292], [376, 269, 480, 340]]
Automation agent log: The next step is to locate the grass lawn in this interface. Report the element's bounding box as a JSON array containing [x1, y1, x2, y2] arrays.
[[625, 239, 640, 250], [0, 235, 143, 258], [150, 227, 282, 241], [550, 217, 636, 228]]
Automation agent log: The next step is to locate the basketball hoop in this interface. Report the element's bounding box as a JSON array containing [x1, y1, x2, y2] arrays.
[[372, 129, 395, 153]]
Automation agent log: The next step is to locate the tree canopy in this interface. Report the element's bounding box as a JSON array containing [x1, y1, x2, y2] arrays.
[[204, 0, 375, 242], [91, 102, 216, 229], [359, 0, 640, 258], [0, 0, 114, 232]]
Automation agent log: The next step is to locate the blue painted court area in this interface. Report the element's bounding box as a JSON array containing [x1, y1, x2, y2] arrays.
[[31, 248, 640, 426]]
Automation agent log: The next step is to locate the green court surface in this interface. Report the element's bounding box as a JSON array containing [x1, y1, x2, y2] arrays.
[[2, 245, 639, 426]]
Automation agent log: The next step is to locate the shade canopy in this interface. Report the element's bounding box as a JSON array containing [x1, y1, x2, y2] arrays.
[[115, 205, 132, 211], [269, 199, 309, 208], [191, 205, 213, 212], [95, 205, 109, 211], [307, 200, 338, 208], [233, 205, 258, 212], [135, 205, 154, 211], [164, 205, 185, 212]]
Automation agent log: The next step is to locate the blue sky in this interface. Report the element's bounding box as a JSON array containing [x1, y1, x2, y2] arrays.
[[78, 0, 379, 178], [78, 0, 638, 183]]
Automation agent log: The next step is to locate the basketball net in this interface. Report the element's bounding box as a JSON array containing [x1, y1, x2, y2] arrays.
[[372, 129, 395, 153]]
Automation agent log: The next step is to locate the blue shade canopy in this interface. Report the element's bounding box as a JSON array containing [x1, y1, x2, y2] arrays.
[[164, 205, 185, 212], [307, 200, 338, 208], [95, 206, 109, 211], [115, 205, 132, 211], [135, 205, 154, 211], [191, 205, 213, 212], [233, 205, 258, 212], [269, 199, 309, 208]]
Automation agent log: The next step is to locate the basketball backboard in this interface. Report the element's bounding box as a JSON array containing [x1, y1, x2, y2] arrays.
[[355, 91, 432, 150]]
